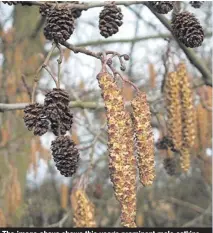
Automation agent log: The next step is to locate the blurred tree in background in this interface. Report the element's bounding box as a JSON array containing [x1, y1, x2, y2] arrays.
[[0, 1, 212, 227]]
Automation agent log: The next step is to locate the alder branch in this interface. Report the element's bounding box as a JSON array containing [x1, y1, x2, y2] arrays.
[[0, 102, 104, 112], [74, 32, 212, 48], [21, 1, 212, 87], [27, 1, 145, 8], [144, 2, 212, 86], [0, 94, 161, 112], [61, 41, 101, 59]]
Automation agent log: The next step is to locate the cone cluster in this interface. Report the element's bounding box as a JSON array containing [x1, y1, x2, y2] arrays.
[[73, 189, 96, 227], [99, 3, 123, 38], [44, 7, 75, 43], [131, 92, 155, 186], [23, 103, 49, 136], [51, 136, 79, 177], [149, 1, 173, 14], [172, 11, 204, 48], [97, 72, 137, 227], [23, 89, 73, 136], [190, 1, 204, 8], [23, 88, 77, 178]]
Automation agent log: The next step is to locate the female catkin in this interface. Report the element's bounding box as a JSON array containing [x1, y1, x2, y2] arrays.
[[131, 92, 155, 186], [97, 72, 137, 227], [164, 72, 182, 151]]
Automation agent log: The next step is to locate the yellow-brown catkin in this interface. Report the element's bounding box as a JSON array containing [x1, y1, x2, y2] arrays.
[[178, 63, 195, 149], [97, 72, 137, 227], [72, 190, 96, 227], [180, 147, 190, 172], [131, 92, 155, 186], [0, 209, 6, 227], [164, 72, 182, 151], [196, 104, 208, 149]]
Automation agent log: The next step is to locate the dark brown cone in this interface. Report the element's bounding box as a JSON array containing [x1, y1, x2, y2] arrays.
[[163, 157, 177, 176], [3, 1, 32, 6], [51, 136, 79, 177], [190, 1, 204, 8], [44, 88, 73, 136], [172, 11, 204, 48], [33, 114, 49, 136], [156, 136, 178, 152], [39, 3, 52, 17], [44, 7, 75, 43], [99, 3, 123, 38], [23, 103, 43, 131], [149, 1, 173, 14]]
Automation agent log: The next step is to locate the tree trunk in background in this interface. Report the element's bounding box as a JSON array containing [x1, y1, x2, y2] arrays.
[[0, 5, 45, 225]]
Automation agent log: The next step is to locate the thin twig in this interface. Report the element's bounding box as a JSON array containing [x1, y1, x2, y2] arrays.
[[43, 66, 58, 87], [21, 75, 32, 100], [56, 44, 63, 88], [31, 43, 57, 103]]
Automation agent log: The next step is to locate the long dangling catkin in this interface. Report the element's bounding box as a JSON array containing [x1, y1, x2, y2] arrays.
[[164, 72, 182, 151], [180, 147, 190, 172], [0, 209, 6, 227], [178, 63, 195, 149], [72, 189, 96, 227], [196, 104, 208, 149], [131, 92, 155, 186], [97, 72, 137, 227]]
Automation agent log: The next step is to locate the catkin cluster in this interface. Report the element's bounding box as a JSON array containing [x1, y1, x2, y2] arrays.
[[131, 92, 155, 186], [164, 64, 195, 172], [72, 189, 96, 227], [97, 72, 137, 227], [23, 88, 79, 178]]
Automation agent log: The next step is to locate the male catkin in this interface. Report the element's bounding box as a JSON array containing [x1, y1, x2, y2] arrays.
[[131, 92, 155, 186], [97, 72, 137, 227]]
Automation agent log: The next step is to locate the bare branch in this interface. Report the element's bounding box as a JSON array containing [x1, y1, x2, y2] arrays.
[[144, 2, 212, 86], [0, 94, 161, 112]]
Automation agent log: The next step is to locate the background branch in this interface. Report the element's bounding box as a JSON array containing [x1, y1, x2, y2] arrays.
[[144, 2, 212, 86]]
